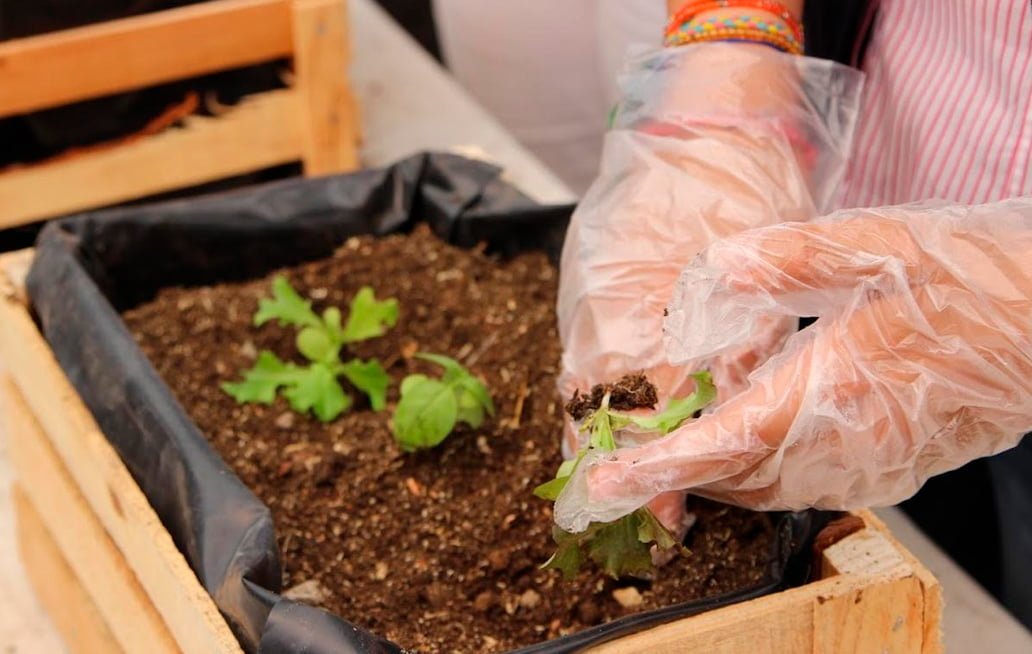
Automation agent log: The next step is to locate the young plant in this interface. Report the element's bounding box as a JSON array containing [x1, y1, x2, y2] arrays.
[[222, 275, 398, 422], [392, 353, 494, 451], [534, 371, 716, 579]]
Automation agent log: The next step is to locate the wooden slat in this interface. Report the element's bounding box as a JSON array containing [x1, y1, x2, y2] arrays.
[[0, 0, 292, 117], [4, 377, 180, 653], [591, 521, 938, 653], [0, 89, 301, 227], [13, 487, 126, 654], [857, 510, 945, 654], [0, 259, 243, 654], [292, 0, 360, 174]]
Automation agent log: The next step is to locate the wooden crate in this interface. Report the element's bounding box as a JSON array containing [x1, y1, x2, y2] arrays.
[[0, 249, 942, 653], [0, 0, 359, 229]]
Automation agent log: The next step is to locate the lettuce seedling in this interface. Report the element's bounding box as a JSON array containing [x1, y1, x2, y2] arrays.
[[392, 353, 494, 451], [534, 371, 716, 579], [223, 275, 398, 421]]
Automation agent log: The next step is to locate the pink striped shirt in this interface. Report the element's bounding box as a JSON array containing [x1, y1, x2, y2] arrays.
[[840, 0, 1032, 207]]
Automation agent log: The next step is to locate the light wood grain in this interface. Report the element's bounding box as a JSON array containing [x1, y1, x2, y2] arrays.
[[0, 254, 242, 654], [292, 0, 360, 174], [13, 486, 126, 654], [3, 377, 178, 653], [0, 0, 292, 117], [0, 90, 301, 226]]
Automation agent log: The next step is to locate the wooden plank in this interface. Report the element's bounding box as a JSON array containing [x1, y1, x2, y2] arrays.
[[3, 377, 180, 654], [817, 527, 927, 653], [0, 89, 301, 227], [292, 0, 360, 174], [0, 264, 242, 654], [13, 486, 126, 654], [0, 249, 32, 305], [813, 574, 925, 654], [859, 510, 945, 654], [0, 0, 292, 116]]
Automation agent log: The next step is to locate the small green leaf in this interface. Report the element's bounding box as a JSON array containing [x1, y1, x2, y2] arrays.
[[532, 476, 569, 501], [416, 353, 494, 416], [339, 358, 391, 411], [414, 353, 464, 377], [254, 276, 321, 328], [636, 507, 682, 551], [533, 450, 586, 500], [541, 527, 586, 580], [282, 363, 351, 422], [458, 376, 495, 417], [455, 388, 486, 428], [322, 307, 344, 342], [341, 287, 399, 343], [624, 371, 716, 434], [296, 326, 336, 363], [221, 351, 297, 404], [586, 513, 656, 579], [392, 376, 458, 451], [588, 412, 616, 451]]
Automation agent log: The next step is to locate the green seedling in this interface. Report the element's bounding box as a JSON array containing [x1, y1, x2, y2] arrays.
[[534, 371, 716, 580], [222, 275, 398, 422], [392, 353, 494, 451]]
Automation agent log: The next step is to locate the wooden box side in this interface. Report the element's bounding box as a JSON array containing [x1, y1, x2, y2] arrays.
[[0, 0, 293, 117], [0, 251, 242, 654], [0, 0, 360, 228], [12, 486, 126, 654]]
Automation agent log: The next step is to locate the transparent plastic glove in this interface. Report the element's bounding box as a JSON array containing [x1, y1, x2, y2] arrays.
[[555, 200, 1032, 532], [558, 44, 862, 425], [555, 44, 862, 531]]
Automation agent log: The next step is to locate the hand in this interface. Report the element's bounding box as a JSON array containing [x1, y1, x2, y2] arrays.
[[556, 44, 862, 537], [555, 201, 1032, 532]]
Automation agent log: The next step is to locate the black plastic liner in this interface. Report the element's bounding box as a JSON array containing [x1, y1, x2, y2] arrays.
[[26, 153, 831, 653]]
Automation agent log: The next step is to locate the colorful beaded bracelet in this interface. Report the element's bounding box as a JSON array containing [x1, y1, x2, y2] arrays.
[[666, 0, 804, 45], [665, 15, 804, 55]]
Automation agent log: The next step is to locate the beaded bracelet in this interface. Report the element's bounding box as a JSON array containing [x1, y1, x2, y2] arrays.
[[665, 0, 804, 45], [665, 14, 804, 55]]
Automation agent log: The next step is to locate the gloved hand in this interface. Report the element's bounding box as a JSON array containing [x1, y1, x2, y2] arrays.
[[555, 201, 1032, 533], [558, 44, 862, 413], [556, 43, 862, 531]]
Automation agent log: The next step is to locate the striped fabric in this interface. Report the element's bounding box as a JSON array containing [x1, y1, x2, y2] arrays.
[[840, 0, 1032, 208]]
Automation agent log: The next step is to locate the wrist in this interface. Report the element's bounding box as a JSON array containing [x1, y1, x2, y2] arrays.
[[664, 1, 804, 55]]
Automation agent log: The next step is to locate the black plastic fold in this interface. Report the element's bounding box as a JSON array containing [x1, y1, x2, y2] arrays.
[[26, 152, 829, 653]]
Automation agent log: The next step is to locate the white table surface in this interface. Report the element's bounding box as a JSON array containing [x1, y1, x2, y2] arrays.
[[2, 1, 1031, 652]]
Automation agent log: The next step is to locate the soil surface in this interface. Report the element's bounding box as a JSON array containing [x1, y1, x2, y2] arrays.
[[122, 226, 776, 654]]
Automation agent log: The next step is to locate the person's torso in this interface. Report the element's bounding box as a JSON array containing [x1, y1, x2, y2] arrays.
[[840, 0, 1032, 208]]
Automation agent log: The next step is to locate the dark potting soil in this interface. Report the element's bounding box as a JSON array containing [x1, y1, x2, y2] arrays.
[[121, 226, 775, 654], [564, 372, 659, 421]]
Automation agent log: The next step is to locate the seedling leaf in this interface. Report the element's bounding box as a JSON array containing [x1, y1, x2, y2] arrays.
[[341, 287, 399, 343], [296, 326, 336, 363], [221, 351, 297, 404], [254, 275, 321, 328], [226, 277, 399, 423], [623, 371, 716, 434], [339, 359, 391, 411], [282, 363, 351, 422], [391, 353, 495, 451], [538, 373, 713, 580], [392, 376, 458, 451]]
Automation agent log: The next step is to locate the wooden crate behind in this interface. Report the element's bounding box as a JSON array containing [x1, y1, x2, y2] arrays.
[[0, 0, 359, 228], [0, 250, 943, 653]]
